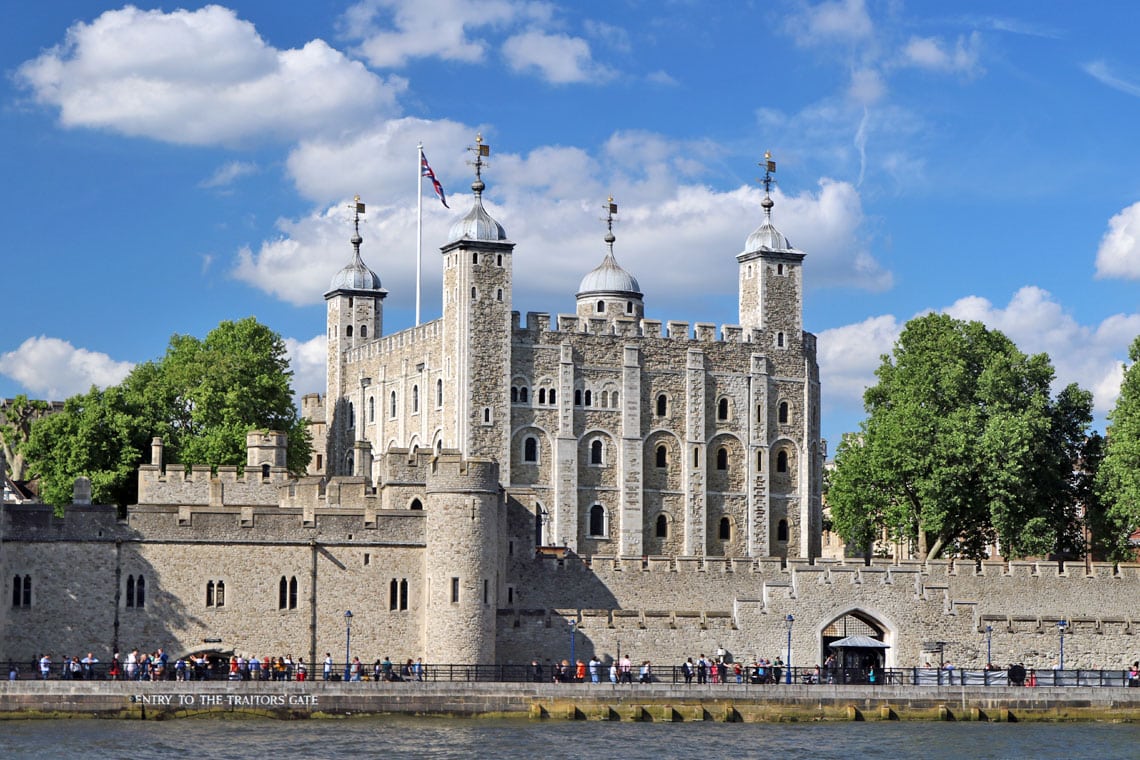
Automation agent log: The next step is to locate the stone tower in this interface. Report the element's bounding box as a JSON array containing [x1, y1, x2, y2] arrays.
[[439, 137, 515, 464], [422, 454, 502, 663], [325, 198, 387, 476]]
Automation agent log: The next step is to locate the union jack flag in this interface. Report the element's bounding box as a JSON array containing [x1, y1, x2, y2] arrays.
[[420, 150, 448, 208]]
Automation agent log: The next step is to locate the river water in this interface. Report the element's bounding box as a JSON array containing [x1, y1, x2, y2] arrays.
[[2, 718, 1138, 759]]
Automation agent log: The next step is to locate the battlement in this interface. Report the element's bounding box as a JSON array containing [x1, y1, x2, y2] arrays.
[[346, 318, 443, 364], [513, 311, 791, 346], [425, 453, 501, 493], [300, 393, 324, 422]]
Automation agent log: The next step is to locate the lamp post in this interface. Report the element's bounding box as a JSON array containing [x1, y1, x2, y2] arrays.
[[784, 614, 794, 684], [1057, 620, 1068, 673], [985, 624, 993, 666], [569, 620, 577, 680], [344, 610, 353, 681]]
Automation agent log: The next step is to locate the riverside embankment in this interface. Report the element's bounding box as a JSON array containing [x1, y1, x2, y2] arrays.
[[2, 681, 1139, 722]]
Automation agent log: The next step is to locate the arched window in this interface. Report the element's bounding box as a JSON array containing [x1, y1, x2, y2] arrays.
[[655, 445, 667, 468], [511, 386, 518, 403], [693, 447, 700, 467], [389, 579, 399, 611], [412, 385, 420, 413], [519, 387, 528, 403], [216, 581, 225, 607], [136, 576, 146, 608], [716, 447, 728, 470], [437, 379, 443, 407], [574, 389, 582, 406], [483, 407, 491, 423], [206, 581, 214, 607], [21, 575, 30, 607], [777, 519, 789, 542], [390, 391, 397, 418], [596, 300, 605, 313], [590, 439, 603, 465], [347, 402, 354, 427], [777, 332, 785, 348], [599, 393, 608, 409], [656, 514, 668, 538], [472, 252, 479, 264], [279, 577, 288, 610], [756, 450, 764, 472], [360, 325, 367, 338], [497, 254, 502, 266], [717, 398, 729, 421], [589, 504, 606, 536], [496, 288, 503, 302], [626, 301, 633, 314], [368, 396, 375, 422], [399, 579, 408, 610], [410, 498, 423, 510], [778, 402, 788, 424], [656, 394, 667, 416], [261, 463, 270, 479], [346, 452, 354, 474], [346, 325, 353, 337], [538, 388, 546, 404], [719, 517, 731, 540], [12, 575, 31, 608], [611, 391, 619, 407], [524, 436, 538, 463], [289, 577, 298, 609], [126, 575, 135, 608], [777, 263, 785, 275], [471, 286, 477, 300], [584, 390, 592, 406], [777, 450, 788, 473], [549, 389, 556, 404]]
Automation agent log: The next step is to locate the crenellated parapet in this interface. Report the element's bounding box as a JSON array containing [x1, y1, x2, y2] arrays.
[[512, 310, 803, 347], [137, 433, 292, 507]]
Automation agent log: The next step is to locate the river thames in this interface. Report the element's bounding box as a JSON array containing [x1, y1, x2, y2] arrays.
[[2, 717, 1138, 759]]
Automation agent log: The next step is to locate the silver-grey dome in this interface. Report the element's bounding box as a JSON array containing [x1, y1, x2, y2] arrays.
[[448, 185, 507, 243], [577, 252, 642, 296], [329, 244, 382, 292], [745, 220, 792, 252]]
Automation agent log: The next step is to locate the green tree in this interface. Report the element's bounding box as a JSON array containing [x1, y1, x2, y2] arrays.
[[829, 313, 1091, 560], [23, 317, 310, 510], [0, 394, 52, 481], [1095, 336, 1140, 560]]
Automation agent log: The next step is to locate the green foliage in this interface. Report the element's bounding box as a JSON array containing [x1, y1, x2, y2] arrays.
[[0, 394, 52, 481], [23, 317, 311, 509], [1095, 336, 1140, 560], [828, 313, 1093, 560]]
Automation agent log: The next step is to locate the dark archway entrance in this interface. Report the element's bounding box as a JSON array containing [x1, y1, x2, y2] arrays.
[[820, 611, 888, 683]]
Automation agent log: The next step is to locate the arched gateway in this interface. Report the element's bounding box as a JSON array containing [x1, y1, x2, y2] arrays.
[[819, 609, 894, 679]]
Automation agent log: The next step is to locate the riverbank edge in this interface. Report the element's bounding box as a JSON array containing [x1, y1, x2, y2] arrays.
[[1, 682, 1138, 722]]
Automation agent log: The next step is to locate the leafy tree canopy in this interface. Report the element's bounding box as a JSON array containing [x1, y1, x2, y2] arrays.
[[828, 313, 1092, 561], [24, 317, 310, 509], [1095, 335, 1140, 560], [0, 394, 52, 481]]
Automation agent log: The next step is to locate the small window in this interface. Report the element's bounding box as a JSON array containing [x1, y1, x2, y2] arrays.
[[497, 254, 502, 266], [584, 390, 592, 406], [756, 450, 763, 472], [346, 325, 353, 337], [589, 504, 606, 536], [135, 576, 145, 608], [497, 289, 503, 302], [779, 402, 789, 424], [413, 385, 420, 413], [520, 387, 528, 403], [596, 300, 605, 313], [289, 576, 298, 609], [389, 579, 398, 611], [524, 436, 538, 463], [511, 386, 518, 403], [611, 391, 619, 407], [483, 579, 489, 605], [538, 388, 546, 404], [777, 519, 789, 542], [590, 439, 603, 465], [216, 581, 225, 608], [206, 581, 215, 607], [390, 391, 397, 418], [655, 445, 667, 468], [126, 575, 135, 608], [575, 390, 582, 406], [693, 447, 700, 467], [368, 396, 375, 422], [437, 379, 443, 407], [655, 514, 668, 538], [400, 579, 408, 610], [483, 407, 491, 423], [777, 332, 785, 348], [656, 394, 667, 417], [471, 286, 477, 300], [549, 389, 556, 404], [347, 402, 354, 428], [472, 253, 479, 264], [316, 453, 323, 470], [410, 498, 423, 511], [717, 398, 729, 421], [12, 575, 31, 608], [757, 405, 763, 423], [719, 517, 731, 540], [777, 450, 788, 473], [451, 577, 460, 604], [360, 325, 367, 338], [261, 463, 270, 479], [626, 301, 633, 314], [716, 447, 728, 470]]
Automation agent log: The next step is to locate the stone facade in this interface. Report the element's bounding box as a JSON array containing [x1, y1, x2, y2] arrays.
[[6, 154, 1136, 673]]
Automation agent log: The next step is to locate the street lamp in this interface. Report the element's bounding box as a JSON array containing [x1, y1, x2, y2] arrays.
[[784, 614, 794, 684], [569, 619, 577, 680], [985, 625, 993, 666], [1057, 620, 1068, 673], [344, 610, 353, 681]]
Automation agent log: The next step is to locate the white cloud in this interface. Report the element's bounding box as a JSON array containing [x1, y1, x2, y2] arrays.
[[0, 337, 133, 400], [16, 5, 403, 146], [1083, 60, 1140, 98], [789, 0, 873, 47], [646, 70, 678, 87], [284, 335, 329, 398], [502, 30, 612, 84], [344, 0, 548, 68], [901, 33, 982, 76], [817, 313, 901, 419], [848, 68, 885, 105], [1094, 201, 1140, 279], [199, 161, 259, 189]]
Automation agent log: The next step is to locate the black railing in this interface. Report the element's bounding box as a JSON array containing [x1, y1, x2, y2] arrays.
[[5, 660, 1138, 688]]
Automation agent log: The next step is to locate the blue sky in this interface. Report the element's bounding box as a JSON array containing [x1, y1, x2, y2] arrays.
[[4, 0, 1140, 451]]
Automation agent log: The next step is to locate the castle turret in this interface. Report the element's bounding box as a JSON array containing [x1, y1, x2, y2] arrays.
[[326, 197, 387, 475], [422, 455, 502, 663], [439, 135, 514, 464], [575, 197, 644, 322]]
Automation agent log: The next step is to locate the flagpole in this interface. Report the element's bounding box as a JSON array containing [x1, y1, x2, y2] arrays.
[[416, 143, 423, 326]]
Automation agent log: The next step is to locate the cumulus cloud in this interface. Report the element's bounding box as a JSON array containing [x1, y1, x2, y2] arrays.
[[817, 313, 900, 416], [1094, 201, 1140, 279], [502, 30, 612, 84], [284, 334, 329, 398], [789, 0, 874, 47], [343, 0, 544, 68], [0, 337, 133, 400], [16, 5, 403, 146], [901, 32, 983, 76]]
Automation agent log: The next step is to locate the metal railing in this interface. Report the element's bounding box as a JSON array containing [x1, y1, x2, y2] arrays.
[[5, 660, 1138, 688]]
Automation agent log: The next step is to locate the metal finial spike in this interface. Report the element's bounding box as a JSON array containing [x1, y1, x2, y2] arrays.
[[603, 196, 618, 248], [758, 151, 777, 218]]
